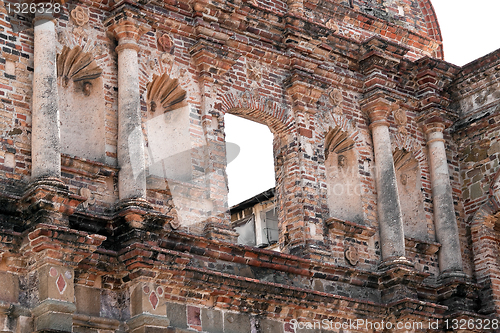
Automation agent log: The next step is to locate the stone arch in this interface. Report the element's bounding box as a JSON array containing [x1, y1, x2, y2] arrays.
[[471, 171, 500, 315], [57, 44, 106, 162], [219, 90, 292, 134]]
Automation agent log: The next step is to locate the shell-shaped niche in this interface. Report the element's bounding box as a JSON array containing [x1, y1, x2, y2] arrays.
[[146, 73, 187, 112], [393, 148, 418, 171], [57, 45, 103, 87], [325, 126, 355, 160]]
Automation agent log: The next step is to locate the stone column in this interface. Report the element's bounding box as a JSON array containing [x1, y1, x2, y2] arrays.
[[31, 12, 61, 179], [108, 19, 150, 200], [424, 122, 463, 275], [365, 102, 407, 265]]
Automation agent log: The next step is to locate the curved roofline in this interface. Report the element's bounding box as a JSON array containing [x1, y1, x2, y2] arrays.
[[417, 0, 444, 59]]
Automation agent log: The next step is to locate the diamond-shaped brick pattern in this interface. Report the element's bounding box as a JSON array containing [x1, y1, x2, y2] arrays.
[[149, 291, 158, 309], [56, 274, 66, 294]]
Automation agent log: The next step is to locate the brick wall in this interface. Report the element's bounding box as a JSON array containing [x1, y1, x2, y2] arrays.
[[0, 0, 496, 331]]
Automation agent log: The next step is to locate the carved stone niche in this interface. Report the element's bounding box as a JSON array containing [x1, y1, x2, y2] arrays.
[[393, 107, 408, 135], [57, 45, 103, 90], [145, 73, 191, 190], [345, 245, 359, 266], [146, 73, 187, 114], [57, 45, 105, 162], [328, 88, 343, 115], [325, 126, 364, 223], [393, 148, 428, 241]]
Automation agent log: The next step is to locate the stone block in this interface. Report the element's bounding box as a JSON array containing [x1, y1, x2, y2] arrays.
[[187, 306, 200, 326], [127, 313, 171, 333], [201, 308, 222, 333], [75, 285, 101, 317], [488, 141, 500, 155], [35, 311, 73, 332], [130, 282, 167, 317], [224, 312, 251, 333], [166, 302, 187, 329], [470, 182, 482, 200], [38, 265, 74, 303], [73, 326, 98, 333], [260, 318, 284, 333], [0, 271, 19, 303]]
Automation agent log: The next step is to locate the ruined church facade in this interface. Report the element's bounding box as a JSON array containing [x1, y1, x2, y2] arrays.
[[0, 0, 499, 331]]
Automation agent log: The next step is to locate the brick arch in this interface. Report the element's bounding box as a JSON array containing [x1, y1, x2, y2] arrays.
[[416, 0, 444, 58], [219, 90, 293, 134], [471, 170, 500, 315]]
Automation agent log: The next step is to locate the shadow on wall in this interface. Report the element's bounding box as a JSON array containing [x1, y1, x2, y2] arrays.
[[129, 107, 240, 228]]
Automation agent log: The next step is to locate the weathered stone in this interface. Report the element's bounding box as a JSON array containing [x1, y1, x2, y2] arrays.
[[166, 303, 187, 329], [224, 312, 251, 333], [0, 0, 497, 329], [0, 272, 19, 303], [75, 285, 101, 317], [423, 121, 464, 275], [201, 308, 223, 333]]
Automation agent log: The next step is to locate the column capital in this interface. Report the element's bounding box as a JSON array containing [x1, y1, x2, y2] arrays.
[[106, 13, 150, 51], [417, 107, 456, 130], [422, 121, 446, 135], [360, 96, 397, 129], [418, 109, 454, 145]]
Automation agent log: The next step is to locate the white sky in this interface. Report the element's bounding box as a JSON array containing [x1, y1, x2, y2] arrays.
[[226, 0, 500, 207], [225, 115, 275, 206]]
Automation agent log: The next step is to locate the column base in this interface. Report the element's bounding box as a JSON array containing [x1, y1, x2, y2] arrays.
[[22, 177, 86, 226], [378, 256, 414, 270], [437, 273, 480, 314], [116, 198, 153, 212], [438, 269, 467, 283]]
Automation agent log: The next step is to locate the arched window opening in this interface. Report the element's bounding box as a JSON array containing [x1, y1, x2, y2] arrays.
[[393, 148, 428, 240], [226, 114, 277, 249], [325, 127, 363, 223]]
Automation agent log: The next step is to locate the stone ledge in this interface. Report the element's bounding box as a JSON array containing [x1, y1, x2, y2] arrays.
[[127, 313, 170, 331], [73, 313, 121, 330], [31, 299, 76, 318], [0, 301, 30, 317], [405, 237, 441, 255], [61, 154, 118, 179], [326, 217, 376, 239]]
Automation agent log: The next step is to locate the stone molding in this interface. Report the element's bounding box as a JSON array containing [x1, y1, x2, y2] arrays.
[[326, 217, 376, 240], [106, 10, 150, 48]]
